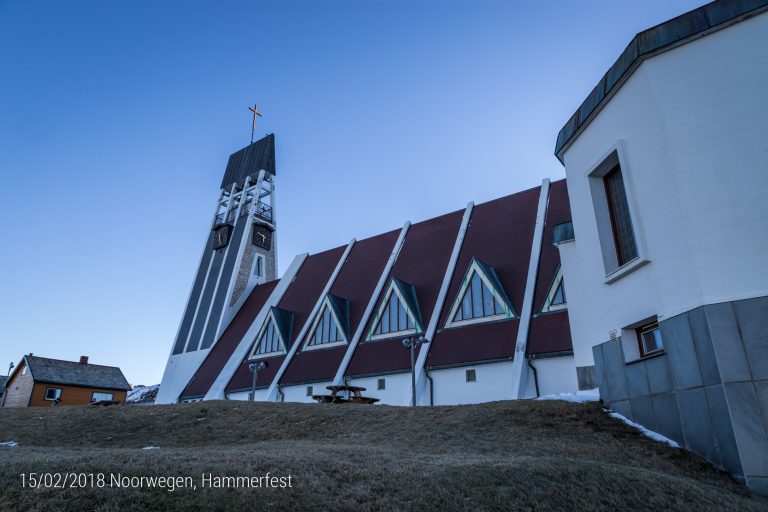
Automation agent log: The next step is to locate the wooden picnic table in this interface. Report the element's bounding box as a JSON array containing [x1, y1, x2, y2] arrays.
[[311, 385, 380, 405]]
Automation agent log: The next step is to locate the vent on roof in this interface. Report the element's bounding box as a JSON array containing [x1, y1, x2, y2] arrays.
[[79, 356, 89, 365]]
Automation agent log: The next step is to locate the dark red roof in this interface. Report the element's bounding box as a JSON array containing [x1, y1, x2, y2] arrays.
[[226, 245, 346, 392], [280, 230, 400, 385], [528, 179, 573, 356], [427, 186, 541, 368], [181, 279, 279, 398], [346, 210, 464, 377]]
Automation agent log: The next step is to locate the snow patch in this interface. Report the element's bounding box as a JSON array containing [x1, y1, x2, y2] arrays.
[[609, 412, 679, 448], [0, 441, 19, 447], [142, 446, 160, 450], [127, 384, 160, 404], [536, 388, 600, 403]]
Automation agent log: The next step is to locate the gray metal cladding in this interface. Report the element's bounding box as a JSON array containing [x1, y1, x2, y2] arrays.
[[172, 234, 215, 355], [186, 248, 226, 352], [200, 216, 248, 350], [220, 134, 276, 190]]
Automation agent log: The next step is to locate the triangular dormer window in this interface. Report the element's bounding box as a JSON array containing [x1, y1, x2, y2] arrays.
[[249, 307, 292, 358], [368, 277, 422, 341], [541, 266, 567, 313], [445, 258, 515, 328], [303, 294, 349, 351]]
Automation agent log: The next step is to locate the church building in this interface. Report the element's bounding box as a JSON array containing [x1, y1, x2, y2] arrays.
[[158, 133, 577, 406], [157, 0, 767, 494]]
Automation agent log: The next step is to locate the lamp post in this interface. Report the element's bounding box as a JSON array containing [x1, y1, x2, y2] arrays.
[[402, 336, 429, 407], [248, 361, 268, 402]]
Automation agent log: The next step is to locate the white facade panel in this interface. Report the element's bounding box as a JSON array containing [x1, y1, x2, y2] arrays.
[[347, 374, 412, 406], [560, 12, 768, 368], [430, 362, 516, 405]]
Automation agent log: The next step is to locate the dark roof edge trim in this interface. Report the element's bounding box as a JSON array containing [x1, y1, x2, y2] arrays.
[[554, 0, 768, 163]]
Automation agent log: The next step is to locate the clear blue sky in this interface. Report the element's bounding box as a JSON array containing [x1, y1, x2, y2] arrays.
[[0, 0, 705, 386]]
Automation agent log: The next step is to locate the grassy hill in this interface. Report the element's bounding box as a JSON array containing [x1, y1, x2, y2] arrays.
[[1, 399, 766, 511]]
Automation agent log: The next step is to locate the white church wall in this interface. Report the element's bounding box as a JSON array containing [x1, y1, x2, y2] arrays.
[[529, 355, 579, 396], [430, 361, 516, 405], [346, 373, 412, 405], [226, 388, 270, 402], [559, 11, 768, 369], [279, 382, 335, 403]]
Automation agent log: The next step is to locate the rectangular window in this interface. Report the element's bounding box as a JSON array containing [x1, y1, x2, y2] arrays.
[[306, 386, 313, 397], [254, 255, 263, 277], [377, 378, 386, 390], [465, 369, 476, 382], [92, 392, 114, 402], [637, 322, 663, 357], [44, 387, 62, 400], [603, 165, 638, 266]]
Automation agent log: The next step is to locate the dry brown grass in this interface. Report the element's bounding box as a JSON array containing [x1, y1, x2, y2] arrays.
[[0, 400, 765, 511]]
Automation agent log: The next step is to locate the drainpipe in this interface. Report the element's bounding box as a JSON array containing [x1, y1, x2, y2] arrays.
[[425, 368, 434, 406], [527, 359, 540, 398]]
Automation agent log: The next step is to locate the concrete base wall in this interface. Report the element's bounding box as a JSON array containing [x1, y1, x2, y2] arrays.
[[593, 296, 768, 495]]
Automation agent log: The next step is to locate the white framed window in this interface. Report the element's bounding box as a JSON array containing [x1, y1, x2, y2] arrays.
[[367, 279, 422, 341], [249, 310, 287, 359], [306, 386, 313, 397], [91, 392, 114, 402], [541, 266, 567, 313], [21, 365, 27, 375], [303, 296, 348, 351], [44, 387, 62, 400], [637, 322, 664, 357], [586, 142, 648, 283], [445, 259, 515, 329]]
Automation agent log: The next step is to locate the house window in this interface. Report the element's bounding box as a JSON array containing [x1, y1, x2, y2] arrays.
[[306, 386, 313, 397], [377, 378, 386, 390], [374, 290, 415, 336], [92, 392, 114, 402], [21, 365, 27, 375], [637, 322, 663, 357], [551, 281, 565, 306], [466, 369, 476, 382], [253, 316, 283, 356], [603, 165, 638, 267], [307, 305, 343, 347], [454, 272, 505, 322], [44, 387, 62, 400], [253, 255, 264, 277]]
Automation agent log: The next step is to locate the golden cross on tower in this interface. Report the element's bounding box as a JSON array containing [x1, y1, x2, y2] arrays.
[[248, 104, 262, 143]]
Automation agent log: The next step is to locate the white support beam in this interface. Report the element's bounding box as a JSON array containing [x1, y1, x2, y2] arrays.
[[265, 239, 356, 401], [332, 222, 411, 385], [404, 202, 474, 406], [204, 253, 308, 400], [510, 179, 551, 398]]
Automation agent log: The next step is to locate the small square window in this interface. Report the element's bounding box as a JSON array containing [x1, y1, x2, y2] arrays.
[[45, 387, 62, 400], [377, 378, 385, 390], [637, 322, 663, 357], [306, 386, 313, 397], [466, 369, 476, 382]]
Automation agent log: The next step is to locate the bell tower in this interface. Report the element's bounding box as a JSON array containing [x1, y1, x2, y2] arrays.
[[157, 133, 278, 403]]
